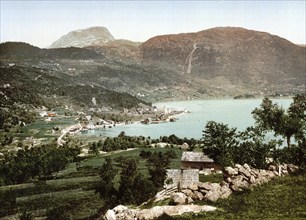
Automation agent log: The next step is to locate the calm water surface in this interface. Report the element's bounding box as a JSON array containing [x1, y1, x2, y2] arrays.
[[82, 99, 292, 139]]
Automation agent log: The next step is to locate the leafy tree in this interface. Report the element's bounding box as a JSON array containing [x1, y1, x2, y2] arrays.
[[202, 121, 238, 167], [46, 205, 70, 220], [252, 96, 306, 147], [95, 158, 118, 211], [89, 142, 99, 155], [118, 158, 139, 204], [0, 189, 17, 216], [0, 145, 79, 185], [147, 151, 176, 189], [236, 127, 278, 169], [19, 209, 33, 220], [133, 175, 156, 204]]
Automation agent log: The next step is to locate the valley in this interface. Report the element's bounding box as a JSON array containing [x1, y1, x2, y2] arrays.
[[0, 25, 305, 220]]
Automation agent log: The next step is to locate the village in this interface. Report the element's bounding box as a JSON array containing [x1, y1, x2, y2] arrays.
[[33, 104, 187, 147]]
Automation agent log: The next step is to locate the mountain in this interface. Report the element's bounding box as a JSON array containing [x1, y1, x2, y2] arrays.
[[87, 39, 141, 61], [1, 27, 305, 104], [0, 42, 103, 60], [0, 64, 148, 110], [140, 27, 306, 94], [49, 26, 115, 48]]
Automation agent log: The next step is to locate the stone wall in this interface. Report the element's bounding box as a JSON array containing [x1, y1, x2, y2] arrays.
[[165, 169, 199, 189], [170, 163, 300, 204]]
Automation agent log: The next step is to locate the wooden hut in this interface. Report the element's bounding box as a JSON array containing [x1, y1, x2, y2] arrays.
[[181, 152, 222, 171]]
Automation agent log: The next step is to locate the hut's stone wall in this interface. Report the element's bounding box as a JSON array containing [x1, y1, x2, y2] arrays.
[[165, 169, 199, 189]]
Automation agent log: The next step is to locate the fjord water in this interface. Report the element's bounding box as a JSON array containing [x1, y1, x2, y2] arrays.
[[84, 99, 292, 139]]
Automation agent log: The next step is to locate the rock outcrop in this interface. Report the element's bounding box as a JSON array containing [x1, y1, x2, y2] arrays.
[[49, 26, 115, 48], [104, 204, 216, 220]]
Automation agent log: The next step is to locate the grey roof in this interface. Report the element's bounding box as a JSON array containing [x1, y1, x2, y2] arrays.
[[181, 152, 214, 163]]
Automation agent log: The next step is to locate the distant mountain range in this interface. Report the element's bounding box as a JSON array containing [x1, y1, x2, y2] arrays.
[[1, 26, 305, 110]]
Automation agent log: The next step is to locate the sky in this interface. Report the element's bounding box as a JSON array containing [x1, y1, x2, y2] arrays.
[[1, 0, 305, 48]]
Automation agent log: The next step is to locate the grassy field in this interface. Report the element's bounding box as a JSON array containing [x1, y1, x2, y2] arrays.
[[0, 147, 183, 219], [156, 173, 306, 220], [1, 146, 305, 220]]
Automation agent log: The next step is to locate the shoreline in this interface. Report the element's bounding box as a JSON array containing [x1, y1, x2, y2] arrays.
[[57, 111, 187, 144]]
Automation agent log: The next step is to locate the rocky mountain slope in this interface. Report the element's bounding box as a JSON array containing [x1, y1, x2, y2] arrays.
[[0, 62, 149, 110], [0, 42, 102, 60], [140, 27, 306, 94], [49, 26, 115, 48], [1, 27, 305, 105], [87, 39, 141, 61]]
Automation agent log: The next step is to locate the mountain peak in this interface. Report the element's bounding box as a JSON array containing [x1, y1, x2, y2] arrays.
[[49, 26, 115, 48]]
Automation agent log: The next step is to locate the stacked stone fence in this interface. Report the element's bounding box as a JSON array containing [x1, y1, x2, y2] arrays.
[[170, 163, 299, 204], [104, 163, 299, 220]]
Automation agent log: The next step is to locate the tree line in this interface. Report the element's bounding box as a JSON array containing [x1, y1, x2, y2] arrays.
[[95, 150, 177, 212], [0, 143, 80, 185], [202, 95, 306, 169]]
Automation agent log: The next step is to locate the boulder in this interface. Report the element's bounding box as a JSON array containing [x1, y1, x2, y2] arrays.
[[204, 183, 222, 202], [194, 191, 204, 201], [200, 189, 209, 195], [225, 177, 232, 183], [243, 163, 252, 172], [251, 169, 260, 177], [182, 189, 194, 198], [220, 185, 232, 199], [268, 164, 277, 172], [237, 165, 252, 179], [163, 204, 216, 216], [210, 183, 221, 191], [198, 182, 213, 190], [230, 175, 249, 192], [188, 183, 198, 191], [204, 190, 222, 202], [105, 210, 116, 220], [235, 164, 243, 170], [287, 164, 299, 174], [137, 205, 217, 220], [224, 166, 238, 176], [113, 205, 128, 214], [187, 196, 194, 204], [220, 181, 229, 187], [281, 169, 289, 175], [137, 206, 164, 220], [266, 170, 276, 179], [172, 192, 187, 205], [249, 175, 256, 184]]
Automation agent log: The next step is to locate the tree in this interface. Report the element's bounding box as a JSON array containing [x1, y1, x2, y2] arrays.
[[252, 96, 306, 147], [95, 158, 118, 211], [89, 142, 99, 155], [287, 94, 306, 142], [46, 205, 70, 220], [19, 209, 34, 220], [118, 158, 139, 204], [202, 121, 238, 167], [147, 151, 175, 189], [0, 189, 16, 216]]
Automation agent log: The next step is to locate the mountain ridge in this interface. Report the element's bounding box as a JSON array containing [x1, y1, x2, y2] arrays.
[[1, 26, 305, 104], [49, 26, 115, 48]]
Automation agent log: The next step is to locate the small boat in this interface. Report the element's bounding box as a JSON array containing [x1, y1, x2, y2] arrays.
[[170, 118, 176, 122]]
